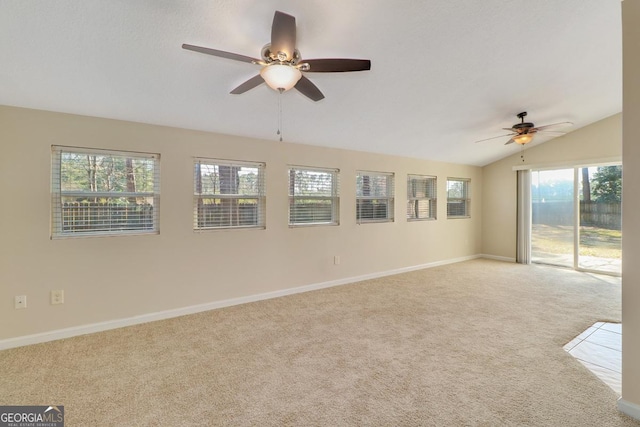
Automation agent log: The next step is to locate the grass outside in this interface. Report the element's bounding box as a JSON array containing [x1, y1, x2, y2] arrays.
[[531, 224, 622, 259]]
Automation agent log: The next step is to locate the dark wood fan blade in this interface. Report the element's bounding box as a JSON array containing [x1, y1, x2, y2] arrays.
[[295, 75, 325, 101], [182, 44, 259, 64], [504, 139, 515, 145], [533, 121, 573, 131], [271, 11, 296, 61], [230, 74, 264, 94], [502, 127, 517, 132], [474, 133, 516, 143], [303, 59, 371, 73]]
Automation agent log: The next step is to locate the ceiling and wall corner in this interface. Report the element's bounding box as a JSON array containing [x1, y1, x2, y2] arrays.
[[0, 1, 622, 166]]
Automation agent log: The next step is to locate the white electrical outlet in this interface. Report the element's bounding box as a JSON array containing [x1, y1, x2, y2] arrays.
[[51, 290, 64, 305], [15, 295, 27, 309], [334, 255, 341, 265]]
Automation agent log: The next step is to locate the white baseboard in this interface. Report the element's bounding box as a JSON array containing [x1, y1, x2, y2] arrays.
[[618, 398, 640, 421], [0, 255, 480, 350], [480, 254, 516, 263]]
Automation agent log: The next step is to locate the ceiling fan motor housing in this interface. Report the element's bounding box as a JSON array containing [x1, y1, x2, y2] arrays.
[[261, 44, 300, 64], [513, 122, 535, 133]]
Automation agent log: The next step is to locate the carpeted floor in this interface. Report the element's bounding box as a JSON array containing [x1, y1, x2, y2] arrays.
[[1, 259, 638, 426]]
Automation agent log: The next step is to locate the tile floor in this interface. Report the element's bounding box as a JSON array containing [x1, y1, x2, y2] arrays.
[[564, 322, 622, 394]]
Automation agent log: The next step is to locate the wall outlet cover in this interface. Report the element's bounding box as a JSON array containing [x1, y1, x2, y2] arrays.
[[51, 290, 64, 305], [15, 295, 27, 309]]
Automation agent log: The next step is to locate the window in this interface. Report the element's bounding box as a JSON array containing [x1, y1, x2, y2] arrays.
[[356, 171, 394, 223], [407, 174, 437, 220], [288, 166, 339, 226], [447, 178, 470, 218], [51, 146, 160, 238], [194, 159, 265, 230]]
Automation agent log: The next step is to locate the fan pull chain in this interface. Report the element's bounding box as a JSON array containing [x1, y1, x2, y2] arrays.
[[277, 88, 284, 141]]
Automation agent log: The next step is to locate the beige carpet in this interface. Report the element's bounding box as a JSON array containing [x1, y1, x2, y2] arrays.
[[1, 259, 638, 426]]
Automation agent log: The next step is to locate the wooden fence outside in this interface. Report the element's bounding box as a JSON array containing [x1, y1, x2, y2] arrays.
[[532, 201, 621, 230], [62, 202, 154, 232], [196, 203, 258, 228]]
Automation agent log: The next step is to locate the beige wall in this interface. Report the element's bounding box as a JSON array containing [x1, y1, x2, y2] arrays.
[[481, 113, 622, 259], [0, 106, 482, 341], [622, 0, 640, 410]]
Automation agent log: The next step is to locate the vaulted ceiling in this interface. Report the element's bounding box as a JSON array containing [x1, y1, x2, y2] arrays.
[[0, 1, 622, 166]]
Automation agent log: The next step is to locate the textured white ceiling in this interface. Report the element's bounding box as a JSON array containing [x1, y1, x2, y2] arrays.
[[0, 0, 622, 166]]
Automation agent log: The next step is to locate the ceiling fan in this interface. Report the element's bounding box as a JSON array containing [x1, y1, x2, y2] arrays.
[[475, 112, 573, 145], [182, 11, 371, 102]]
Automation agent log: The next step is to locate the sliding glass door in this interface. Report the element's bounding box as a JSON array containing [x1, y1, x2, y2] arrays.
[[531, 169, 575, 268], [530, 165, 622, 275], [578, 166, 622, 274]]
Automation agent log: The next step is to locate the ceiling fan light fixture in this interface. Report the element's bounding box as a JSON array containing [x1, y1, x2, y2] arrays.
[[513, 133, 534, 145], [260, 63, 301, 92]]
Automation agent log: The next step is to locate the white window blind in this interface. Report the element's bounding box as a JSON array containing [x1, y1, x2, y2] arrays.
[[356, 171, 395, 223], [51, 146, 160, 238], [447, 178, 470, 218], [194, 159, 265, 230], [407, 174, 437, 220], [288, 166, 339, 226]]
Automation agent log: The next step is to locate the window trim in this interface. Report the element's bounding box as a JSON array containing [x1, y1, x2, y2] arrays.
[[288, 165, 340, 227], [356, 170, 395, 224], [446, 177, 471, 219], [51, 145, 160, 239], [407, 174, 437, 221], [193, 157, 266, 231]]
